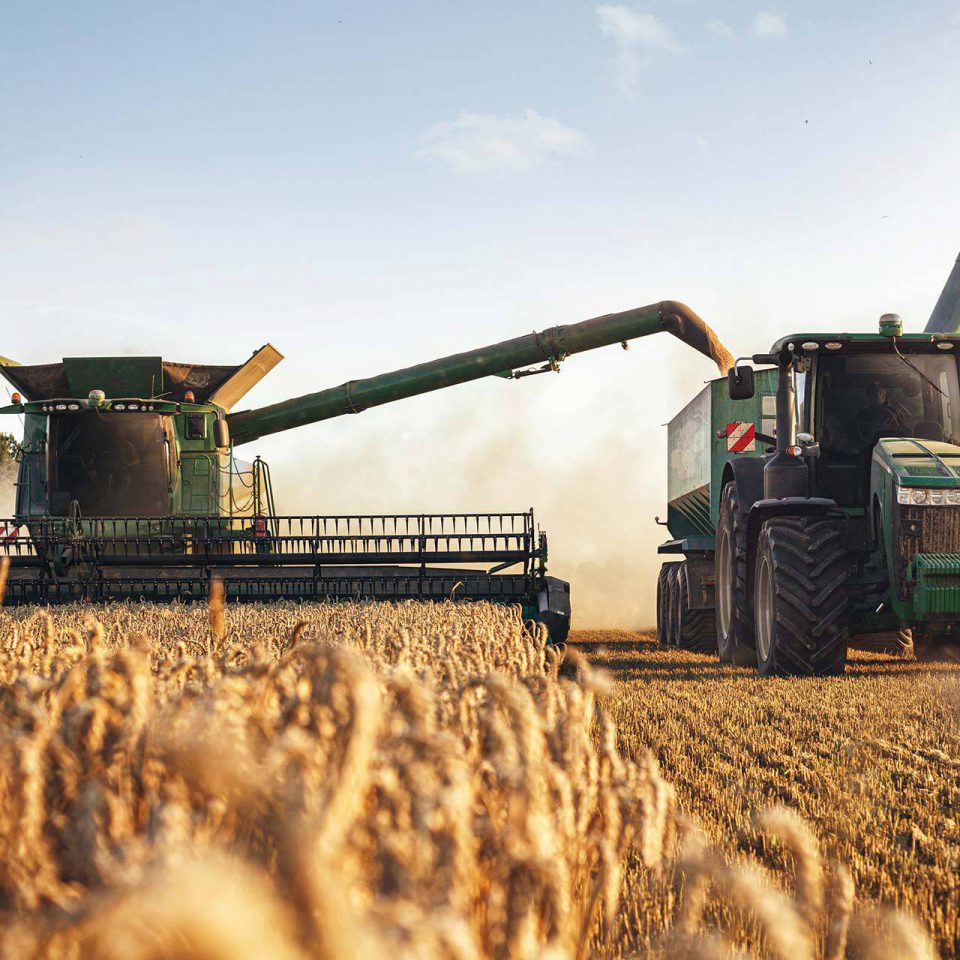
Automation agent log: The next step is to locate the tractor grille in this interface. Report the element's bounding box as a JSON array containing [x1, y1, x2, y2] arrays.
[[893, 505, 960, 600]]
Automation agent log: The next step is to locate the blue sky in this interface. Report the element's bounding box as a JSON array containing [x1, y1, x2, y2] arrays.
[[2, 1, 959, 622]]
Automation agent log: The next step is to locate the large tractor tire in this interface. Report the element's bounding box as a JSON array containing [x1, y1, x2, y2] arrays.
[[716, 483, 756, 665], [656, 562, 678, 645], [753, 514, 850, 676], [676, 566, 718, 652]]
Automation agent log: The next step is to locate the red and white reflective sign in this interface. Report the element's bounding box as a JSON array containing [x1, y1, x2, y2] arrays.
[[726, 422, 756, 453]]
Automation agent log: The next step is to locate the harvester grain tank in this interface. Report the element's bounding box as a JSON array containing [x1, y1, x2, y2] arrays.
[[657, 252, 960, 672], [0, 301, 731, 640]]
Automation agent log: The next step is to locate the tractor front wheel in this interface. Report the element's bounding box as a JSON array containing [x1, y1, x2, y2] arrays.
[[753, 514, 850, 676]]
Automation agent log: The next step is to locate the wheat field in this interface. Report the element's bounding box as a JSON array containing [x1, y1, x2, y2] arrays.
[[0, 596, 947, 959], [579, 630, 959, 958]]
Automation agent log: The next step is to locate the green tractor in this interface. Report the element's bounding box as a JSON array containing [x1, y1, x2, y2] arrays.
[[0, 300, 731, 641], [658, 253, 960, 672]]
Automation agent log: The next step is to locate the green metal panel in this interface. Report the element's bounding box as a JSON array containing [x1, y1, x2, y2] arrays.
[[180, 455, 217, 514], [14, 413, 47, 517], [665, 368, 778, 543], [909, 553, 960, 616], [63, 357, 165, 400], [708, 369, 778, 524]]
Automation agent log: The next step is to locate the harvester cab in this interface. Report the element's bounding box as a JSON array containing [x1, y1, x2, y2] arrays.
[[0, 300, 733, 640], [659, 253, 960, 673], [3, 348, 280, 521]]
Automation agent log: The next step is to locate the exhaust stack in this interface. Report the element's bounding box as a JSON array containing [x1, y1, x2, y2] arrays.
[[925, 251, 960, 334]]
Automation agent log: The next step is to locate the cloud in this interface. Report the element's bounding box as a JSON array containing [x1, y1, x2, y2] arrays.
[[596, 4, 681, 95], [415, 110, 586, 174], [707, 19, 735, 39], [750, 11, 788, 38], [597, 4, 681, 51]]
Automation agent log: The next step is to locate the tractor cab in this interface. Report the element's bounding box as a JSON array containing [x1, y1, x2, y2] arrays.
[[772, 327, 960, 506]]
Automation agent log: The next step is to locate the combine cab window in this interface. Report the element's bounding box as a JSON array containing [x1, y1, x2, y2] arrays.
[[48, 413, 170, 516]]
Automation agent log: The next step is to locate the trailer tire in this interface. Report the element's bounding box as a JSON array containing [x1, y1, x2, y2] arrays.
[[677, 568, 718, 652], [656, 562, 678, 645], [716, 483, 756, 665], [753, 514, 850, 676], [666, 564, 682, 646]]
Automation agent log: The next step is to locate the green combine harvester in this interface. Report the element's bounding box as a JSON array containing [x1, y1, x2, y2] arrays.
[[0, 301, 731, 640], [658, 252, 960, 672]]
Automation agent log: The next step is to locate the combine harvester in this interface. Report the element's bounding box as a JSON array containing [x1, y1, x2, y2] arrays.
[[0, 302, 731, 641], [658, 253, 960, 673]]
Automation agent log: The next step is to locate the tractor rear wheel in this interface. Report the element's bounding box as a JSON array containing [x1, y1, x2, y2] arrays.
[[753, 514, 850, 676], [716, 483, 756, 665], [656, 562, 678, 645], [677, 567, 718, 652]]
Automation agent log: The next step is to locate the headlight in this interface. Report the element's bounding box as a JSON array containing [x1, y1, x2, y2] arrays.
[[897, 486, 960, 506]]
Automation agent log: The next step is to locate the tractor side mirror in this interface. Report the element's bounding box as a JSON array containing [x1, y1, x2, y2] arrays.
[[728, 365, 755, 400], [214, 418, 230, 449]]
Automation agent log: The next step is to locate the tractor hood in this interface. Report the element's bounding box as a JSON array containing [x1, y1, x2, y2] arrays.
[[874, 438, 960, 486]]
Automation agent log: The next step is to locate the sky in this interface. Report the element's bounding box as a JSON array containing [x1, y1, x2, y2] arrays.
[[2, 0, 959, 624]]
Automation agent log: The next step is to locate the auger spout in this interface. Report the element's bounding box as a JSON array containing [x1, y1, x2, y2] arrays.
[[228, 301, 732, 445], [926, 251, 960, 334]]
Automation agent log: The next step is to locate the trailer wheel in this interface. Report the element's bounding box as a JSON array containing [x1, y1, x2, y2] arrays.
[[666, 563, 682, 646], [656, 562, 678, 645], [753, 514, 850, 676], [716, 483, 756, 665], [677, 568, 718, 652]]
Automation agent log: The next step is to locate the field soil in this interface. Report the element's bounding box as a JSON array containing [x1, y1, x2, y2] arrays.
[[571, 629, 960, 957]]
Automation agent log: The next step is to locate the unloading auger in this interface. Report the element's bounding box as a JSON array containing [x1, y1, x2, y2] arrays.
[[0, 301, 731, 639]]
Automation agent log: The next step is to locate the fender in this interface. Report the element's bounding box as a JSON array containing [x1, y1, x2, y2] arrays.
[[744, 497, 841, 602], [720, 456, 765, 513]]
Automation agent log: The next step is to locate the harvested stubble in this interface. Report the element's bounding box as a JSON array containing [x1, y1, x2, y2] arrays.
[[579, 629, 953, 959], [0, 600, 939, 959]]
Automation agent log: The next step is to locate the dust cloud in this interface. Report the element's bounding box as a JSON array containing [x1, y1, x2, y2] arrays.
[[265, 367, 694, 629]]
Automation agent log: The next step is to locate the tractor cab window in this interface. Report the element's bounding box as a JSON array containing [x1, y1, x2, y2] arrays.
[[47, 413, 171, 516], [818, 353, 960, 453], [815, 352, 960, 504]]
